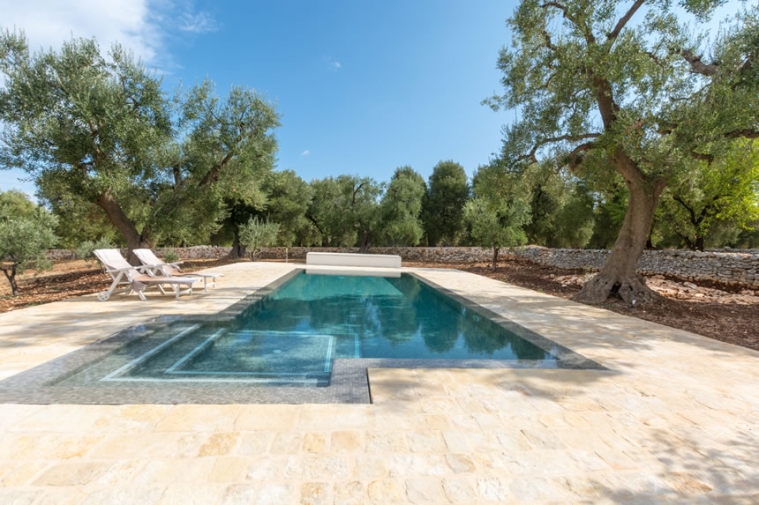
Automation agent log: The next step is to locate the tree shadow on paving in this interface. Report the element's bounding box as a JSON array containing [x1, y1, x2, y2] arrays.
[[0, 286, 260, 350], [584, 422, 759, 502]]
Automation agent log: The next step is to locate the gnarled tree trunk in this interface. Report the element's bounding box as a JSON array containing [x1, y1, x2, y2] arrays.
[[575, 152, 665, 305], [1, 266, 20, 296], [95, 191, 153, 264], [358, 231, 372, 253], [227, 233, 247, 259]]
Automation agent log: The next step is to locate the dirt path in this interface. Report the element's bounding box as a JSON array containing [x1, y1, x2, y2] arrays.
[[2, 257, 757, 351]]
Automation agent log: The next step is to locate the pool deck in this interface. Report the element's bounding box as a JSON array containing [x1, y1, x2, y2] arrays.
[[0, 262, 757, 503]]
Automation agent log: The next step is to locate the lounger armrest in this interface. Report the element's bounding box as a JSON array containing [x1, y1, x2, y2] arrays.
[[167, 261, 184, 267], [104, 265, 149, 274]]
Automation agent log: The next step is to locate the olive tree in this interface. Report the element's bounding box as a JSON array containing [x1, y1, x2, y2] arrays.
[[465, 163, 531, 269], [239, 216, 280, 261], [0, 191, 58, 296], [488, 1, 759, 304], [379, 166, 427, 246], [422, 161, 470, 246], [0, 32, 279, 262]]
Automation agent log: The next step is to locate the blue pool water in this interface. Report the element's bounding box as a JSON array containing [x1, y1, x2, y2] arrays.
[[58, 272, 561, 387]]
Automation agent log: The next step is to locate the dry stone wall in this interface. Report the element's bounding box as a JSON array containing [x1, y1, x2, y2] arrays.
[[510, 246, 759, 289], [46, 244, 759, 288]]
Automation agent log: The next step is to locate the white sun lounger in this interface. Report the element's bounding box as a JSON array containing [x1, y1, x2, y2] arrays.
[[133, 249, 222, 291], [93, 249, 200, 301]]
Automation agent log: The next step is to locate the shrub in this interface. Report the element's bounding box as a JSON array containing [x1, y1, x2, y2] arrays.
[[75, 238, 115, 263], [239, 216, 280, 261], [162, 248, 180, 263], [0, 191, 59, 296]]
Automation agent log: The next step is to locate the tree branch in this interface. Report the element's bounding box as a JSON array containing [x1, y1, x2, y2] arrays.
[[691, 151, 714, 163], [541, 29, 558, 52], [566, 141, 595, 171], [519, 133, 602, 163], [540, 2, 596, 44], [680, 49, 719, 76], [199, 153, 234, 187], [673, 194, 697, 225], [724, 129, 759, 139], [607, 0, 646, 41]]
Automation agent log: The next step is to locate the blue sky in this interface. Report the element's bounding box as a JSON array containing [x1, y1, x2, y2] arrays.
[[0, 0, 517, 197]]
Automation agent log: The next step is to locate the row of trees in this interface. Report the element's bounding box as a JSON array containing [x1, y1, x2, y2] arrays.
[[2, 0, 758, 305]]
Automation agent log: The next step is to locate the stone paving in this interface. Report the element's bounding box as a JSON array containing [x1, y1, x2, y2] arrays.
[[0, 262, 758, 504]]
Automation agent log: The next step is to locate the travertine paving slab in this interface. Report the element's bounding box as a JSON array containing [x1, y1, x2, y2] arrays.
[[0, 262, 758, 503]]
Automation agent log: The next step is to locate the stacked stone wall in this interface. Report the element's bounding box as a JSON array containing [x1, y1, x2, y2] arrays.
[[509, 246, 759, 289], [46, 245, 759, 288]]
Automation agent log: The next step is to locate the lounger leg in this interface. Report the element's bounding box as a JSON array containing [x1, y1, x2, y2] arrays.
[[99, 272, 124, 301]]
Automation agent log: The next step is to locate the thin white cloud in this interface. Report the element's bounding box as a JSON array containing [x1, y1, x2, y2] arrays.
[[0, 0, 219, 68], [301, 150, 310, 156], [178, 11, 219, 33], [331, 61, 341, 69]]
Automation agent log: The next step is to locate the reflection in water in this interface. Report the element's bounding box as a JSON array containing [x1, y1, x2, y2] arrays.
[[231, 273, 554, 362]]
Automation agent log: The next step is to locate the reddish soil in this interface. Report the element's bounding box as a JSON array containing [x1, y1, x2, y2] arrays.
[[407, 259, 759, 352], [2, 257, 757, 352]]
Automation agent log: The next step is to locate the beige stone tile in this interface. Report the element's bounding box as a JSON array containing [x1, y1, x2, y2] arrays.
[[330, 431, 364, 453], [155, 485, 225, 505], [270, 432, 304, 454], [198, 432, 240, 457], [88, 459, 147, 486], [90, 405, 169, 433], [300, 481, 330, 505], [441, 431, 470, 453], [475, 477, 512, 502], [386, 454, 449, 478], [353, 454, 390, 479], [234, 431, 274, 455], [333, 481, 364, 505], [366, 431, 409, 453], [132, 458, 216, 485], [299, 454, 352, 481], [442, 477, 478, 503], [245, 455, 289, 482], [154, 405, 241, 432], [405, 431, 446, 453], [300, 432, 327, 453], [0, 461, 50, 486], [0, 405, 44, 430], [445, 453, 477, 474], [423, 414, 450, 430], [297, 405, 372, 430], [4, 433, 103, 460], [79, 485, 166, 504], [88, 432, 192, 460], [405, 477, 446, 504], [367, 479, 405, 503], [221, 482, 296, 505], [209, 456, 249, 483], [7, 405, 104, 433], [33, 461, 111, 486], [235, 405, 301, 430]]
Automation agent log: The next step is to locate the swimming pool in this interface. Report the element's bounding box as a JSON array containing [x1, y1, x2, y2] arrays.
[[0, 270, 603, 404]]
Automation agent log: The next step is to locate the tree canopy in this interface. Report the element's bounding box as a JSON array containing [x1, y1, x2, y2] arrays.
[[487, 0, 759, 304], [465, 163, 531, 269], [422, 160, 470, 246], [380, 166, 427, 246], [0, 191, 58, 296], [0, 31, 279, 261]]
